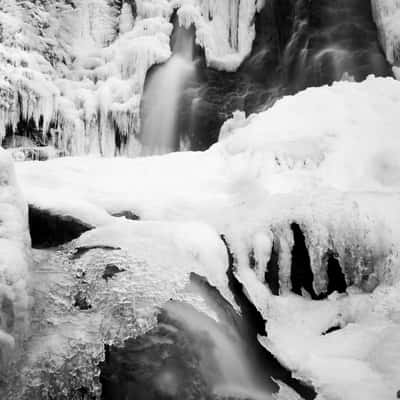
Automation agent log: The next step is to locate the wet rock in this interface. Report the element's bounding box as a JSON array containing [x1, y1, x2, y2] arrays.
[[74, 292, 92, 311], [111, 211, 139, 220], [102, 264, 125, 281]]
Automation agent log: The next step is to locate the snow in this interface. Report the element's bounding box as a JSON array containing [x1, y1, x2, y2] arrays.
[[0, 147, 30, 377], [76, 219, 234, 309], [259, 285, 400, 400], [14, 76, 400, 399]]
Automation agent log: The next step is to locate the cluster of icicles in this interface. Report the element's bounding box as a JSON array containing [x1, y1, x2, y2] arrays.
[[0, 0, 265, 156]]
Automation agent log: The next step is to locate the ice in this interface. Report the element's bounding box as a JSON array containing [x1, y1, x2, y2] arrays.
[[0, 148, 30, 382], [371, 0, 400, 69], [258, 284, 400, 400], [13, 76, 400, 398], [0, 0, 265, 155], [6, 219, 234, 398], [177, 0, 263, 71]]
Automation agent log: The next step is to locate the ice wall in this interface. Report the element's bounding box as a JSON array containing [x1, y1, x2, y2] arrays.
[[0, 148, 30, 385], [371, 0, 400, 75], [177, 0, 265, 71]]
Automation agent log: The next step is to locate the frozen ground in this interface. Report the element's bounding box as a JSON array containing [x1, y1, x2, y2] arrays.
[[10, 76, 400, 399]]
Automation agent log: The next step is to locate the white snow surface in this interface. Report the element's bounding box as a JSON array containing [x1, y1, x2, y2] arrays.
[[0, 0, 263, 156], [15, 76, 400, 399], [0, 148, 30, 375]]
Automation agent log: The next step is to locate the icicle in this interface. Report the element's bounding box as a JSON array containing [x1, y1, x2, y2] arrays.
[[251, 230, 273, 283]]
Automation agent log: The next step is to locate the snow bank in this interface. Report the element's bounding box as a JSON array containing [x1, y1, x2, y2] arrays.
[[15, 76, 400, 399], [0, 147, 30, 378]]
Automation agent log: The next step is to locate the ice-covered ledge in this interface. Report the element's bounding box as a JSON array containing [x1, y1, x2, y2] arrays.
[[0, 148, 31, 383]]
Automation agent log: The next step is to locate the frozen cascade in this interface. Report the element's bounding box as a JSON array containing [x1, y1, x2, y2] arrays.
[[140, 24, 196, 155]]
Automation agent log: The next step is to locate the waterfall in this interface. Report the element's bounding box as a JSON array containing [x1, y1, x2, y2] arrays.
[[140, 24, 196, 156]]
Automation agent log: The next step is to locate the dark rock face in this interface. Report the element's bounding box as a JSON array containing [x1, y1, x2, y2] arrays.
[[29, 205, 93, 248], [325, 251, 347, 295], [102, 264, 125, 281], [175, 0, 392, 151], [290, 222, 317, 298], [111, 211, 139, 221], [265, 241, 280, 296]]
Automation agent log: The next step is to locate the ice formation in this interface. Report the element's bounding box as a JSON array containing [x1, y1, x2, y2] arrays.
[[0, 148, 30, 383], [0, 0, 264, 156], [6, 220, 233, 399], [14, 76, 400, 399], [371, 0, 400, 73]]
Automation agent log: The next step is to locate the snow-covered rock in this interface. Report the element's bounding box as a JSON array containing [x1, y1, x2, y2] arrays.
[[0, 147, 30, 383], [7, 219, 232, 399]]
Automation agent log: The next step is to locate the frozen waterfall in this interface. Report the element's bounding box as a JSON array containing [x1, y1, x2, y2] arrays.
[[140, 24, 196, 156]]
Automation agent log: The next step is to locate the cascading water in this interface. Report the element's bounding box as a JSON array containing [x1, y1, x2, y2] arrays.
[[140, 24, 196, 156], [176, 0, 392, 152], [100, 275, 312, 400]]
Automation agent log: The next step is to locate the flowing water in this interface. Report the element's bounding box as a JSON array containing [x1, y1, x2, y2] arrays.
[[140, 24, 196, 155], [100, 274, 314, 400], [171, 0, 392, 152]]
